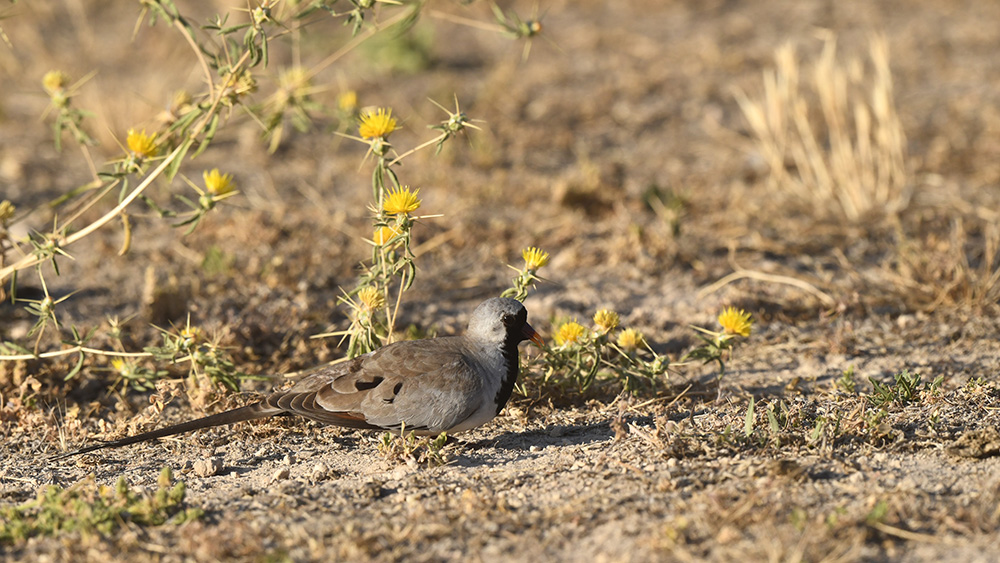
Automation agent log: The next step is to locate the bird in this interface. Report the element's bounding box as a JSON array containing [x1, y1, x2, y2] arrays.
[[51, 297, 544, 460]]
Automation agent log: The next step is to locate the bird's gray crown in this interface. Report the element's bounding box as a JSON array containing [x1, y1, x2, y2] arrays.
[[466, 297, 528, 344]]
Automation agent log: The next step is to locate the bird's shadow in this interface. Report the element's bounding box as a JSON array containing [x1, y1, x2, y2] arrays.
[[447, 421, 614, 469]]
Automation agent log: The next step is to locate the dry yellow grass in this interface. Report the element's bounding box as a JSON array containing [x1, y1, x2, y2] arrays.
[[735, 31, 909, 221]]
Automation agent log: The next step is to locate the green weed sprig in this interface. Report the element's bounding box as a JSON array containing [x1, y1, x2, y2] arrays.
[[41, 70, 96, 151], [867, 370, 943, 409], [377, 425, 452, 468], [0, 467, 201, 544], [143, 319, 253, 393]]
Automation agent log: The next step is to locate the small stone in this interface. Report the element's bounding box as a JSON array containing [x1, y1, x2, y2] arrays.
[[193, 457, 223, 477], [358, 479, 383, 500], [310, 463, 329, 481]]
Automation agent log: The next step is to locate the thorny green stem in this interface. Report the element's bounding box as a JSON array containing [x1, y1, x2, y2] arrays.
[[0, 144, 185, 284]]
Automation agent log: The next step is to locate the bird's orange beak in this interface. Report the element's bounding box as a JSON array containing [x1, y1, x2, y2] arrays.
[[523, 323, 545, 347]]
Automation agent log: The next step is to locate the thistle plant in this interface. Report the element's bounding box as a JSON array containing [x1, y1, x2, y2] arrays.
[[171, 169, 240, 234], [0, 1, 542, 400], [489, 1, 546, 60], [684, 307, 755, 379], [525, 307, 671, 394], [143, 319, 250, 394], [335, 101, 478, 357], [262, 66, 322, 153], [40, 70, 96, 152]]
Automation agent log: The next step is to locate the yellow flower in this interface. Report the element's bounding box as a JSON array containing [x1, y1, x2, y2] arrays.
[[0, 200, 14, 224], [224, 69, 257, 98], [172, 90, 193, 109], [111, 358, 129, 374], [180, 326, 202, 343], [126, 128, 158, 158], [277, 67, 310, 102], [359, 107, 397, 139], [718, 307, 753, 337], [617, 328, 646, 352], [203, 169, 236, 196], [339, 90, 358, 112], [373, 225, 401, 246], [383, 186, 421, 215], [522, 247, 549, 270], [357, 287, 384, 311], [42, 70, 69, 94], [593, 309, 620, 333], [554, 321, 587, 346]]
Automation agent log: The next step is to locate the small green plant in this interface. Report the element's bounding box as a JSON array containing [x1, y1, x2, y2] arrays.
[[377, 426, 452, 468], [965, 377, 986, 390], [0, 467, 201, 544], [808, 416, 828, 444], [766, 400, 786, 441], [866, 499, 890, 525], [825, 506, 847, 529], [789, 507, 808, 532], [867, 369, 941, 408], [864, 406, 887, 431], [143, 320, 254, 393], [836, 365, 857, 394]]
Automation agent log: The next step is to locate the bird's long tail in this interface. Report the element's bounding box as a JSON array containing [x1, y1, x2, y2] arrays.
[[50, 402, 279, 460]]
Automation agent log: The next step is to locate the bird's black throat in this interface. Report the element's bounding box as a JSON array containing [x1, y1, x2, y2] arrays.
[[493, 335, 523, 415]]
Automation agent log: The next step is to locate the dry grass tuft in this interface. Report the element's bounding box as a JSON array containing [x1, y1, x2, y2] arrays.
[[892, 218, 1000, 312], [735, 31, 909, 221]]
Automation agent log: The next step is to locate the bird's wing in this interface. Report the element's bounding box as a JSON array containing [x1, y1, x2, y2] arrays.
[[266, 337, 486, 433]]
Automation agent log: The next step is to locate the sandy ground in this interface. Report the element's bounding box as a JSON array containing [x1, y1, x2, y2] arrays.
[[3, 0, 1000, 561]]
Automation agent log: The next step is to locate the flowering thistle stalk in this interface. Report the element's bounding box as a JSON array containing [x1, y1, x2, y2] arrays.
[[502, 247, 550, 301], [684, 307, 755, 385]]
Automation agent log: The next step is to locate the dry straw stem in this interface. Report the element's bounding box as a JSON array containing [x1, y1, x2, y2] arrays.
[[699, 269, 836, 308], [699, 244, 836, 307], [735, 31, 909, 220]]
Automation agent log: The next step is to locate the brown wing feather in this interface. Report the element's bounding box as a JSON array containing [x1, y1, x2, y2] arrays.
[[262, 390, 380, 429], [314, 338, 483, 432]]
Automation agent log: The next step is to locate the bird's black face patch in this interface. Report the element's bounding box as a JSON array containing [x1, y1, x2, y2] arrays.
[[501, 308, 527, 330]]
